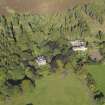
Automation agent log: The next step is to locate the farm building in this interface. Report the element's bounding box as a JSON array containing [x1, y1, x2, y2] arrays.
[[71, 40, 87, 51]]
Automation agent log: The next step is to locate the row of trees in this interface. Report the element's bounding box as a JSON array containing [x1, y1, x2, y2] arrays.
[[82, 4, 104, 24]]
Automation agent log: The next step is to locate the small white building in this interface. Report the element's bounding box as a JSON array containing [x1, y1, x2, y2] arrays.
[[71, 40, 87, 52], [36, 56, 47, 66], [72, 46, 87, 51]]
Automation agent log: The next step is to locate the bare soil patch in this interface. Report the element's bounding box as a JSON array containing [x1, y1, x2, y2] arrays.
[[0, 0, 93, 14]]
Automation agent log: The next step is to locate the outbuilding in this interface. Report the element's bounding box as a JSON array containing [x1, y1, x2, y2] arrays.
[[35, 56, 47, 66]]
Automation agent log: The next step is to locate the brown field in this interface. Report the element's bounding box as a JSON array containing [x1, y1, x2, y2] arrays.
[[0, 0, 93, 15]]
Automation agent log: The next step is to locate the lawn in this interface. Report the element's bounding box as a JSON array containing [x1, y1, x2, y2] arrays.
[[0, 72, 94, 105], [87, 64, 105, 94]]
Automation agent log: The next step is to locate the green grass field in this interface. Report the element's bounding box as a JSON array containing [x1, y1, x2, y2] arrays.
[[0, 72, 94, 105], [87, 64, 105, 94]]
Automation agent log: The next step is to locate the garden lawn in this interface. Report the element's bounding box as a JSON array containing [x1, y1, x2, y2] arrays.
[[87, 64, 105, 94], [1, 72, 94, 105]]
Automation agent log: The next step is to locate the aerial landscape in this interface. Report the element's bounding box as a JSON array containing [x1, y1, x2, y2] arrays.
[[0, 0, 105, 105]]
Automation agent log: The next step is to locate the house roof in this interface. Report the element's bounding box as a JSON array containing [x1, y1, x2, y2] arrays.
[[36, 56, 46, 60], [71, 40, 85, 47]]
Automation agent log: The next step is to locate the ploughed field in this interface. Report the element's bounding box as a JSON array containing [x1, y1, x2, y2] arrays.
[[0, 0, 93, 14]]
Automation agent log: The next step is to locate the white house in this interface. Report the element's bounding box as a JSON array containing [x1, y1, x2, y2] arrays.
[[71, 40, 87, 51], [36, 56, 47, 66]]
